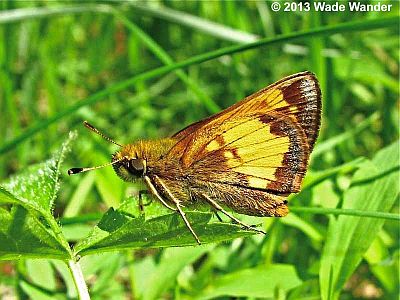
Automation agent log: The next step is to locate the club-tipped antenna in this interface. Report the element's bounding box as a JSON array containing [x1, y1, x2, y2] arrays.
[[68, 157, 125, 175], [83, 121, 122, 147]]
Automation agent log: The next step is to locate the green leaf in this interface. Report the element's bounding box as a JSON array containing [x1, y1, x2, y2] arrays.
[[74, 209, 256, 256], [195, 264, 302, 299], [0, 132, 76, 260], [0, 206, 69, 260], [319, 141, 400, 300], [1, 131, 76, 214]]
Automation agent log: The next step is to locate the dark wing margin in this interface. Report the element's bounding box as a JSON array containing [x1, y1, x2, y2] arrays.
[[275, 72, 321, 150]]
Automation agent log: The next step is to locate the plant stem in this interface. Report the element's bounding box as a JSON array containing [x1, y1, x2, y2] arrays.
[[68, 259, 91, 300], [290, 207, 400, 221]]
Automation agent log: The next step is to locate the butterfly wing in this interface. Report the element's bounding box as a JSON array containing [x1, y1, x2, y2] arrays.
[[163, 71, 321, 217], [168, 111, 312, 218], [169, 71, 321, 172]]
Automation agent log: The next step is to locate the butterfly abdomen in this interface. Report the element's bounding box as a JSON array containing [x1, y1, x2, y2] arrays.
[[190, 181, 289, 217]]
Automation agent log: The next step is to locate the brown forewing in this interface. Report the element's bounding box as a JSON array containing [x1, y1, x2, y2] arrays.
[[169, 71, 321, 167]]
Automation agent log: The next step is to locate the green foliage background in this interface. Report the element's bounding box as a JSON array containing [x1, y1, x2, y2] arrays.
[[0, 1, 399, 299]]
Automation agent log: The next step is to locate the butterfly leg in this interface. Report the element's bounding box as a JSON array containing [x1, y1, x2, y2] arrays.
[[201, 193, 266, 235], [173, 200, 202, 245], [144, 176, 177, 211], [214, 211, 224, 222], [145, 176, 201, 245], [138, 190, 153, 213]]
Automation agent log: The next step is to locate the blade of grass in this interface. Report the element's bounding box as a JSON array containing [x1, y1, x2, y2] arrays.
[[0, 2, 255, 46], [126, 250, 136, 300], [280, 213, 323, 243], [0, 17, 397, 155], [312, 112, 379, 157], [112, 9, 220, 113], [308, 9, 327, 105], [124, 2, 259, 43], [290, 207, 399, 221], [0, 3, 259, 43], [303, 157, 366, 190], [63, 172, 95, 218], [18, 279, 59, 300], [0, 4, 111, 23], [256, 1, 275, 37], [194, 264, 302, 299]]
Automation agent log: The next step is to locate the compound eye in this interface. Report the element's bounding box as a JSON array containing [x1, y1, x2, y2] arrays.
[[126, 159, 144, 176], [131, 159, 143, 171]]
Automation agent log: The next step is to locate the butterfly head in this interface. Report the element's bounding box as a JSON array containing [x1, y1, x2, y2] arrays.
[[67, 121, 146, 180], [112, 144, 147, 182]]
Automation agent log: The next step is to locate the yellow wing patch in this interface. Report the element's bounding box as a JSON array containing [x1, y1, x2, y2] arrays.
[[248, 177, 270, 189], [224, 151, 235, 159], [224, 122, 291, 188], [205, 140, 220, 152]]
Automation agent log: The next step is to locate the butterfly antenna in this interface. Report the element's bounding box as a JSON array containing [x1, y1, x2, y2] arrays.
[[68, 157, 125, 175], [83, 121, 122, 147]]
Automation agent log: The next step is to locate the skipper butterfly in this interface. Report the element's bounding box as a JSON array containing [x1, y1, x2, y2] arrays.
[[69, 71, 322, 244]]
